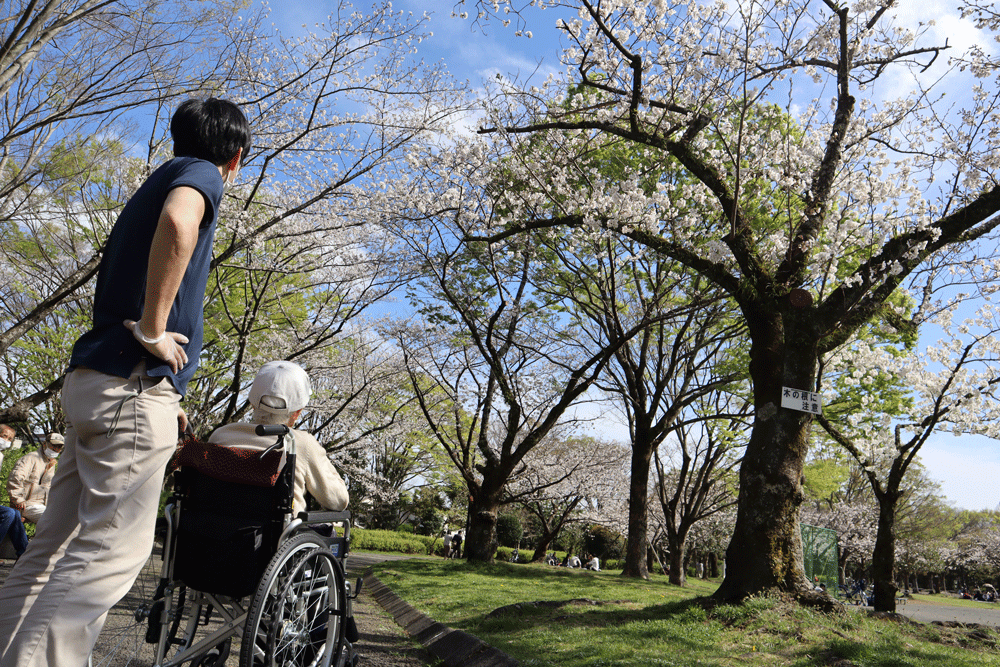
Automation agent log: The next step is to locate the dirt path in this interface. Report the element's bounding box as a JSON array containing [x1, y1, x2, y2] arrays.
[[344, 552, 436, 667]]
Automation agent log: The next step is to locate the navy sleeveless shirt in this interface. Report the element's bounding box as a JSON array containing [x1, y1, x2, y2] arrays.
[[69, 157, 224, 396]]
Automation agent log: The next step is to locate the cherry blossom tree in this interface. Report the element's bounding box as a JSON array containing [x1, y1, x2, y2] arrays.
[[536, 227, 747, 579], [381, 136, 659, 560], [506, 433, 629, 562], [453, 0, 1000, 602], [654, 390, 745, 586], [819, 305, 1000, 610]]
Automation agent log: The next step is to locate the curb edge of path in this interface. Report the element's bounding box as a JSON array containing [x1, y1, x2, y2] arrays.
[[363, 569, 520, 667]]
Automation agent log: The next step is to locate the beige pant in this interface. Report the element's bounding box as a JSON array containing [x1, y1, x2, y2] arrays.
[[0, 365, 180, 667], [21, 506, 45, 524]]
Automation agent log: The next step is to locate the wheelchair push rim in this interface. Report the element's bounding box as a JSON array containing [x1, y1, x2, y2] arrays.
[[240, 532, 347, 667]]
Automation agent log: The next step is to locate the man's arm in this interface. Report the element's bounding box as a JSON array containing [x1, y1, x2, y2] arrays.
[[123, 186, 206, 374], [7, 456, 31, 510]]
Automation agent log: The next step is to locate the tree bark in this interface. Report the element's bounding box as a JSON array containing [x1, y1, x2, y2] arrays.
[[871, 493, 898, 612], [668, 537, 687, 586], [621, 431, 653, 579], [714, 306, 816, 601], [465, 489, 502, 563], [531, 529, 557, 563]]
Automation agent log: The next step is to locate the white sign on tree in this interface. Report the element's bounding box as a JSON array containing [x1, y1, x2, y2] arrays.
[[781, 388, 822, 415]]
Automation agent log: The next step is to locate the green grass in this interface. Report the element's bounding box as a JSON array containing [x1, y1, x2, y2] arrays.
[[371, 558, 1000, 667]]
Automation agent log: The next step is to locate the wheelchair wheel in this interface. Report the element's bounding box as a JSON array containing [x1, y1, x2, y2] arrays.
[[240, 533, 346, 667]]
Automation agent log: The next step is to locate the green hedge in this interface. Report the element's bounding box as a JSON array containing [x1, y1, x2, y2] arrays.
[[347, 531, 624, 567], [351, 528, 438, 555]]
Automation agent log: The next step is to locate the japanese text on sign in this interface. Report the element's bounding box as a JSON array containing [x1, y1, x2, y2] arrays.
[[781, 387, 822, 415]]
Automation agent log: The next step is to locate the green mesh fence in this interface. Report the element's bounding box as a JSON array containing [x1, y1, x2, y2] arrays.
[[801, 523, 839, 588]]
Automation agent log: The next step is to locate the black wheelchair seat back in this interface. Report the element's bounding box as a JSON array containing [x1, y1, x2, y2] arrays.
[[170, 441, 295, 599]]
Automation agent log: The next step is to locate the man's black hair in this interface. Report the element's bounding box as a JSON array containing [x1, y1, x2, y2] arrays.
[[171, 98, 251, 166]]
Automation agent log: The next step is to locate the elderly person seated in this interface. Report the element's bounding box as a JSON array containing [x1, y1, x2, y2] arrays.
[[208, 360, 348, 513], [7, 432, 63, 524]]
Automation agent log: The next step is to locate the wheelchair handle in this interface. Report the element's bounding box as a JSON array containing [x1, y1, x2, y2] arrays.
[[255, 424, 293, 461], [255, 424, 289, 437]]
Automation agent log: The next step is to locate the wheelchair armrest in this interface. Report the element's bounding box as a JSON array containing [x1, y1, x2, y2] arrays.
[[298, 510, 351, 525], [296, 510, 352, 556]]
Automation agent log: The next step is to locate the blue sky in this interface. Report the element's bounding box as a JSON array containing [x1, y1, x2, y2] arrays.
[[266, 1, 1000, 511]]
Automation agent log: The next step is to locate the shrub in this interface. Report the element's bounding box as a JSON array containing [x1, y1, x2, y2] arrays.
[[584, 524, 625, 561], [495, 546, 517, 562], [0, 446, 31, 506], [351, 528, 436, 555], [496, 512, 523, 548], [2, 446, 36, 537]]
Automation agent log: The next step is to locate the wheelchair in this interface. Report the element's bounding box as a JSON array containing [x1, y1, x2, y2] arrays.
[[90, 424, 361, 667]]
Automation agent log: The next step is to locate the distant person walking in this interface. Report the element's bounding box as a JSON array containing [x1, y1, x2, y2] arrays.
[[442, 530, 453, 558], [452, 530, 463, 558]]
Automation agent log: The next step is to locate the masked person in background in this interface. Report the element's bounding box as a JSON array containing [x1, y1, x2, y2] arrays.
[[6, 433, 63, 524], [0, 425, 28, 560], [0, 424, 14, 470]]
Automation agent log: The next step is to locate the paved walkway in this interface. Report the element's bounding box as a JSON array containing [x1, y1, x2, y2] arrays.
[[895, 598, 1000, 627]]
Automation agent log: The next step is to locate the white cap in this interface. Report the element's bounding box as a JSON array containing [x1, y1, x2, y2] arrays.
[[249, 361, 312, 415], [47, 432, 65, 445]]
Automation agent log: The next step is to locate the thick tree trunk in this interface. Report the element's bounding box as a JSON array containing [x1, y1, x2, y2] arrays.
[[531, 530, 557, 563], [714, 308, 815, 601], [714, 406, 812, 599], [622, 433, 653, 579], [871, 495, 898, 612], [465, 492, 502, 563]]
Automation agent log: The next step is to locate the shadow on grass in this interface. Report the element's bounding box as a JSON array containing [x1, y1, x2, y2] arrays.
[[476, 596, 721, 661], [786, 635, 981, 667]]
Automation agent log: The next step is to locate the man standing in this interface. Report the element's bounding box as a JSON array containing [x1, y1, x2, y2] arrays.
[[0, 98, 251, 667], [443, 530, 453, 558], [6, 433, 63, 523]]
